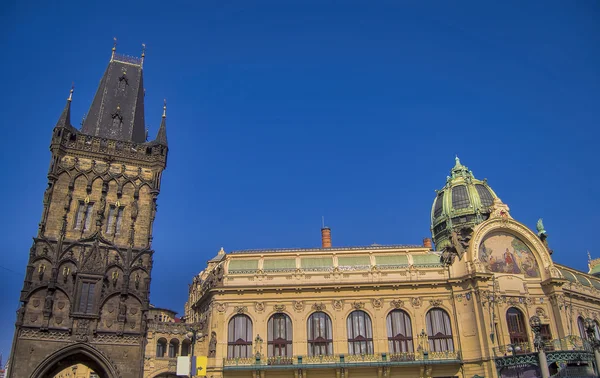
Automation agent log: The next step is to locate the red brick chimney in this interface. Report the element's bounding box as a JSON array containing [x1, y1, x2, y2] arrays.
[[321, 227, 332, 248], [423, 237, 432, 249]]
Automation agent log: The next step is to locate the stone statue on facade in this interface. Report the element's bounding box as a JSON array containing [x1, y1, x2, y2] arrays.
[[536, 218, 553, 255], [209, 331, 217, 357]]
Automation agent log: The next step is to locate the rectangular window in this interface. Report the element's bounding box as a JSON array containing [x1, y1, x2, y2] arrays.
[[78, 282, 96, 313], [74, 201, 94, 231], [106, 206, 124, 234]]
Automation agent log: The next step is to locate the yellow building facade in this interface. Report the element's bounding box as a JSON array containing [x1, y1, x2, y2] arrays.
[[144, 159, 600, 378]]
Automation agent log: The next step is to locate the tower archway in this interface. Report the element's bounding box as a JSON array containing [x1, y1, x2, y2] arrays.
[[30, 343, 119, 378]]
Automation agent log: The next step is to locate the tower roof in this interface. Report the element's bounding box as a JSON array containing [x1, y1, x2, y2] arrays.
[[153, 99, 168, 146], [55, 86, 75, 131], [80, 50, 146, 143]]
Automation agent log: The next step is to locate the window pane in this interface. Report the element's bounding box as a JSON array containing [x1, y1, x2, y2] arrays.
[[116, 207, 124, 234], [426, 309, 454, 352], [86, 283, 95, 313], [106, 206, 115, 233], [83, 204, 94, 231], [476, 184, 494, 208], [75, 202, 85, 229], [433, 192, 444, 218], [78, 282, 89, 312], [452, 185, 470, 209]]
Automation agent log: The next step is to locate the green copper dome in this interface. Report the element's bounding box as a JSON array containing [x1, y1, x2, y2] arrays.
[[431, 157, 499, 251]]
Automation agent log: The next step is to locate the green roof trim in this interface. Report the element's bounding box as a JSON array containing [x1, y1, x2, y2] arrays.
[[228, 259, 259, 273], [412, 254, 442, 266], [301, 257, 333, 270], [337, 256, 371, 267], [375, 255, 409, 266], [263, 258, 296, 271], [591, 279, 600, 290]]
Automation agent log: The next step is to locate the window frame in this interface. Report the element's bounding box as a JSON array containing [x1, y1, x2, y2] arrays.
[[74, 201, 94, 231], [347, 310, 374, 355], [506, 307, 529, 346], [307, 311, 333, 356], [386, 309, 414, 353], [426, 308, 454, 353], [268, 313, 293, 357], [156, 338, 167, 358], [74, 276, 100, 315], [227, 314, 253, 358]]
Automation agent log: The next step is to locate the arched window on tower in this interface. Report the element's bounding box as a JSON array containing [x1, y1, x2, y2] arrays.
[[227, 314, 253, 358], [156, 338, 167, 357], [307, 312, 333, 356], [386, 309, 414, 353], [426, 308, 454, 352], [347, 310, 374, 355], [507, 307, 528, 346], [268, 313, 293, 357]]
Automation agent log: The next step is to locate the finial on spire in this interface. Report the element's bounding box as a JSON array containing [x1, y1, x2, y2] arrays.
[[455, 155, 461, 166], [141, 43, 146, 67], [162, 99, 167, 118], [588, 251, 592, 264], [111, 37, 117, 61], [68, 83, 74, 102]]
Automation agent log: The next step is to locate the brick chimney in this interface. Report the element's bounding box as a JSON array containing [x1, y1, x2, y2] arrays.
[[423, 237, 432, 249], [321, 227, 332, 248]]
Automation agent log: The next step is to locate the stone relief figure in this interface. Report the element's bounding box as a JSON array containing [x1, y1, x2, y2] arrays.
[[38, 264, 46, 281], [208, 331, 217, 357], [44, 292, 54, 312], [131, 199, 139, 220], [98, 197, 106, 215], [118, 296, 127, 322]]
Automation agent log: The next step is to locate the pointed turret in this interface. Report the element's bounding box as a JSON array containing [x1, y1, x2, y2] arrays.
[[55, 86, 76, 131], [81, 41, 147, 142], [154, 99, 168, 146]]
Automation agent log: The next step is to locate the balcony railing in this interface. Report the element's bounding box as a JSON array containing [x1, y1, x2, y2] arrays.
[[224, 350, 461, 369], [493, 336, 592, 357]]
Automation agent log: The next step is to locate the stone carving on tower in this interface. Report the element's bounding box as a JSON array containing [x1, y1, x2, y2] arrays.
[[8, 41, 168, 378]]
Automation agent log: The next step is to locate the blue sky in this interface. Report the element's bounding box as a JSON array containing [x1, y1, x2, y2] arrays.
[[0, 0, 599, 358]]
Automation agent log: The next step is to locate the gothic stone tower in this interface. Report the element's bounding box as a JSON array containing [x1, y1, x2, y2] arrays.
[[8, 45, 168, 378]]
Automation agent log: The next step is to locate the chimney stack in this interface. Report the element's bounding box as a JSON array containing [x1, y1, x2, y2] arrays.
[[321, 227, 332, 248], [423, 237, 432, 249]]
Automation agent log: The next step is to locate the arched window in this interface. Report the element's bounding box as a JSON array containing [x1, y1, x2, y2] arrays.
[[268, 313, 293, 357], [228, 314, 253, 358], [594, 321, 600, 340], [307, 312, 333, 356], [578, 316, 587, 340], [168, 339, 179, 358], [347, 310, 374, 355], [181, 339, 191, 357], [507, 307, 528, 345], [426, 309, 454, 352], [156, 338, 167, 357], [387, 310, 414, 353]]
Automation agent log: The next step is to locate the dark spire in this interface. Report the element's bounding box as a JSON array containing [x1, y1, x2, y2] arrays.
[[154, 99, 168, 146], [55, 85, 75, 130], [80, 40, 146, 143]]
